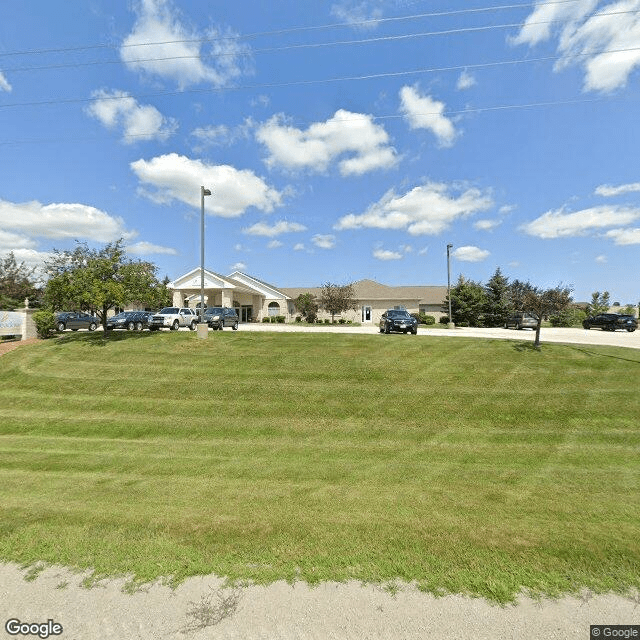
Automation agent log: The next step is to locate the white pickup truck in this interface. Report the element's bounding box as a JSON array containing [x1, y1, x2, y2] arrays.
[[149, 307, 199, 331]]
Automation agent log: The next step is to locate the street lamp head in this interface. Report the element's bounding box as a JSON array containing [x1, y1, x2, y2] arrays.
[[447, 243, 453, 250], [202, 187, 212, 196]]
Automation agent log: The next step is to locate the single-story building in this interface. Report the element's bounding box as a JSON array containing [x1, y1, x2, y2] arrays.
[[168, 268, 448, 324]]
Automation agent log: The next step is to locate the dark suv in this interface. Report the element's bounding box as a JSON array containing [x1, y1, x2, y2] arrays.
[[379, 309, 418, 334], [203, 307, 239, 330], [106, 311, 154, 331], [583, 313, 637, 332]]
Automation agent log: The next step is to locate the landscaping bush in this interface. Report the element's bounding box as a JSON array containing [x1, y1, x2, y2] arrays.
[[276, 315, 285, 323], [306, 313, 317, 324], [295, 316, 302, 323], [550, 308, 587, 327], [339, 318, 346, 324], [324, 319, 330, 324], [32, 309, 56, 338], [262, 317, 271, 323], [439, 316, 450, 324], [412, 312, 436, 325]]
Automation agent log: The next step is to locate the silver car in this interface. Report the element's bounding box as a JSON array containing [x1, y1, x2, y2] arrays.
[[505, 312, 538, 330]]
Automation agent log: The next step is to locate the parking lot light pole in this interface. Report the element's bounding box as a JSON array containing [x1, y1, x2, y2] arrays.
[[200, 186, 212, 325], [447, 244, 454, 329]]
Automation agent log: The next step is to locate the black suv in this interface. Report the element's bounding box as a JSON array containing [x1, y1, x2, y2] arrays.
[[106, 311, 154, 331], [379, 309, 418, 334], [56, 312, 99, 332], [203, 307, 239, 330], [583, 313, 637, 332]]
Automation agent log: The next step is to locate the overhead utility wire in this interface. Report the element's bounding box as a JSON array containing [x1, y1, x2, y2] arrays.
[[0, 0, 585, 58], [3, 7, 637, 74], [0, 93, 634, 147], [0, 45, 638, 111]]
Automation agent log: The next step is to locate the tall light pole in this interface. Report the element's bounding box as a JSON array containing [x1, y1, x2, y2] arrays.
[[200, 185, 212, 324], [447, 243, 454, 329]]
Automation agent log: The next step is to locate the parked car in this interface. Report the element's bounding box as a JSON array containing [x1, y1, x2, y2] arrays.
[[582, 313, 637, 332], [203, 306, 239, 330], [379, 309, 418, 334], [505, 312, 539, 330], [106, 311, 154, 331], [55, 312, 99, 332], [149, 307, 198, 331]]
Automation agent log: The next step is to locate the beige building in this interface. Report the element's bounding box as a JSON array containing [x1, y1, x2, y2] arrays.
[[169, 269, 447, 324]]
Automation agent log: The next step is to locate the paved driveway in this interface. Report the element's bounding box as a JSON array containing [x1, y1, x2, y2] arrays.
[[239, 322, 640, 349]]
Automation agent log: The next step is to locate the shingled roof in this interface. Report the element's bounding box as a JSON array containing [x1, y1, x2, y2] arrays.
[[279, 279, 447, 305]]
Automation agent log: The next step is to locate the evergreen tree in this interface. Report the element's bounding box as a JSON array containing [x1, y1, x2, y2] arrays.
[[445, 275, 487, 326], [483, 267, 511, 327]]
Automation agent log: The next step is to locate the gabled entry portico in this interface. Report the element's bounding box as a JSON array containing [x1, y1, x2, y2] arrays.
[[168, 268, 291, 322]]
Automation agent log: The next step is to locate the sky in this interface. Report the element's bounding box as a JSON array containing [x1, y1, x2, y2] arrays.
[[1, 0, 640, 303]]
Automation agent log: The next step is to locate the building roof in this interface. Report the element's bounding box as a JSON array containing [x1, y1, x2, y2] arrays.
[[280, 279, 447, 305]]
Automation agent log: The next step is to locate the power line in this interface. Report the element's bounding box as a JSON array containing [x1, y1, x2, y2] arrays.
[[0, 0, 589, 59], [3, 6, 637, 74], [1, 45, 638, 111], [0, 92, 633, 147]]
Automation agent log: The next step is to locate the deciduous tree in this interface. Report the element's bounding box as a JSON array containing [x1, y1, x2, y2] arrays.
[[0, 252, 40, 309], [43, 239, 168, 328], [319, 282, 357, 322]]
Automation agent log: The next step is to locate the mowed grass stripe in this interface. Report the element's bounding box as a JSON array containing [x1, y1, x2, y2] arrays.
[[0, 332, 639, 601]]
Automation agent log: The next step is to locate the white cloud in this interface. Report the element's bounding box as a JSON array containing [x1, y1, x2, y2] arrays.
[[293, 243, 305, 251], [453, 246, 490, 262], [512, 0, 640, 92], [120, 0, 251, 89], [230, 261, 247, 271], [399, 86, 458, 147], [605, 227, 640, 244], [456, 70, 477, 90], [256, 110, 398, 176], [126, 241, 177, 255], [86, 89, 177, 143], [330, 1, 384, 28], [242, 220, 307, 237], [595, 254, 608, 263], [0, 71, 11, 92], [0, 199, 136, 243], [312, 234, 336, 249], [595, 182, 640, 197], [267, 240, 283, 249], [474, 219, 502, 231], [521, 205, 640, 238], [373, 248, 403, 260], [335, 181, 493, 235], [190, 119, 253, 150], [130, 153, 283, 217]]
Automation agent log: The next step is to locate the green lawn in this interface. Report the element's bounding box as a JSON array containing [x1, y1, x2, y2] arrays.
[[1, 331, 639, 602]]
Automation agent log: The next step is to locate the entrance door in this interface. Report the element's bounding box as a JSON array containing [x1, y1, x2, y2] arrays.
[[362, 306, 372, 322], [241, 306, 252, 323]]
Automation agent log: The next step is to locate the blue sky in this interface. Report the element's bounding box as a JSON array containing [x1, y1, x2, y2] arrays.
[[1, 0, 639, 303]]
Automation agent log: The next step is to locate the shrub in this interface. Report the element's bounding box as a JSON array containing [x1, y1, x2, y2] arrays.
[[262, 317, 270, 323], [439, 316, 450, 325], [550, 308, 586, 327], [307, 313, 317, 324], [33, 309, 57, 338], [276, 315, 285, 324], [324, 319, 330, 324], [422, 315, 436, 325], [339, 318, 346, 324], [295, 316, 302, 323]]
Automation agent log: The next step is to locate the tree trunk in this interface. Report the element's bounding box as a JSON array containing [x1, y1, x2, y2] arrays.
[[534, 318, 542, 348]]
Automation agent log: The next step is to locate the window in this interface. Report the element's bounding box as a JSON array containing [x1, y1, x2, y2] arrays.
[[268, 302, 280, 317]]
